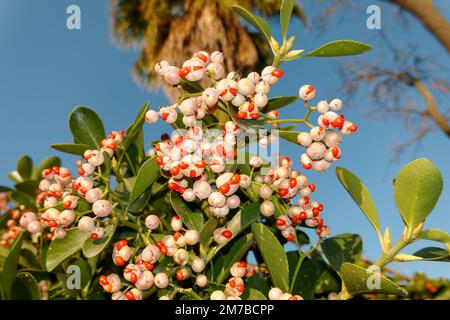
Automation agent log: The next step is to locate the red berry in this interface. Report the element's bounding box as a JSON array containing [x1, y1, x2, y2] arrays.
[[275, 219, 286, 227], [116, 239, 128, 251], [230, 174, 241, 185], [115, 256, 125, 267], [309, 184, 316, 192], [99, 275, 109, 286], [221, 230, 232, 239], [179, 67, 191, 77], [219, 183, 230, 194], [272, 68, 284, 78]]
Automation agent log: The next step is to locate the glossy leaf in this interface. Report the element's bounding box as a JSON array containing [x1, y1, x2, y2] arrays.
[[252, 222, 289, 292], [321, 233, 362, 271], [278, 131, 299, 144], [127, 157, 160, 209], [419, 229, 450, 251], [412, 247, 449, 262], [170, 192, 204, 231], [199, 217, 218, 256], [264, 96, 298, 113], [11, 272, 40, 300], [82, 223, 117, 258], [206, 202, 260, 261], [1, 231, 24, 298], [10, 190, 37, 211], [394, 158, 443, 228], [216, 234, 253, 283], [242, 288, 266, 300], [46, 228, 90, 271], [68, 106, 106, 148], [287, 251, 321, 299], [280, 0, 294, 39], [124, 102, 149, 149], [245, 273, 271, 296], [340, 262, 408, 296], [303, 40, 372, 57], [336, 167, 382, 239], [17, 155, 33, 180], [51, 143, 91, 156], [232, 5, 271, 42]]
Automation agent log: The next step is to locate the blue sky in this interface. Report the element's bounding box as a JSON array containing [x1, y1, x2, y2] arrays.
[[0, 0, 449, 278]]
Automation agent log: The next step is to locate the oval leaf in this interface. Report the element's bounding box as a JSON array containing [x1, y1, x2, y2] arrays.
[[412, 247, 449, 261], [287, 251, 321, 299], [394, 158, 443, 228], [216, 234, 253, 283], [11, 272, 40, 300], [10, 190, 37, 211], [1, 231, 24, 298], [419, 229, 450, 251], [232, 5, 271, 41], [128, 157, 160, 207], [82, 223, 116, 258], [303, 40, 372, 57], [336, 167, 382, 239], [51, 143, 92, 156], [46, 228, 90, 271], [251, 222, 289, 292], [69, 106, 105, 148], [17, 155, 33, 180], [321, 233, 363, 271], [264, 96, 298, 113], [278, 130, 300, 144], [280, 0, 295, 39], [340, 262, 407, 296], [169, 192, 204, 231]]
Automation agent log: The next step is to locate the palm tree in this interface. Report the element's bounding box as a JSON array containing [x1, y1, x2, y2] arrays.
[[111, 0, 305, 100]]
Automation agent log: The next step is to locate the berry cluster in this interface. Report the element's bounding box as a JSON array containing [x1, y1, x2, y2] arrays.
[[149, 51, 284, 126], [249, 154, 329, 239], [296, 86, 358, 172]]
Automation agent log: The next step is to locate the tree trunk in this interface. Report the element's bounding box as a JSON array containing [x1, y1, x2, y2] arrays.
[[392, 0, 450, 53]]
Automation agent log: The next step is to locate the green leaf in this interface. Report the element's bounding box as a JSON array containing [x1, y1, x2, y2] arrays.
[[216, 234, 253, 283], [340, 262, 408, 296], [0, 186, 12, 192], [251, 222, 289, 292], [206, 202, 260, 262], [127, 158, 160, 209], [232, 5, 271, 42], [11, 272, 40, 300], [51, 143, 92, 156], [169, 192, 204, 231], [419, 229, 450, 251], [336, 167, 382, 240], [36, 156, 61, 172], [125, 102, 149, 149], [46, 228, 90, 271], [394, 158, 443, 228], [280, 0, 294, 39], [287, 251, 321, 299], [82, 223, 116, 258], [242, 288, 266, 300], [303, 40, 372, 57], [199, 217, 218, 257], [245, 273, 271, 296], [17, 155, 33, 180], [68, 106, 106, 148], [15, 180, 39, 196], [412, 247, 449, 261], [10, 190, 37, 211], [278, 131, 300, 144], [321, 233, 362, 271], [1, 231, 24, 298], [264, 96, 298, 113]]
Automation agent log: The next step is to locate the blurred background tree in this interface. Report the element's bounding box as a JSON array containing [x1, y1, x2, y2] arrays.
[[111, 0, 306, 99], [111, 0, 449, 154]]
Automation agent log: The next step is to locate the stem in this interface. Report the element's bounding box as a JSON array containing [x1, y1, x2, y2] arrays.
[[374, 237, 409, 269], [272, 54, 281, 68]]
